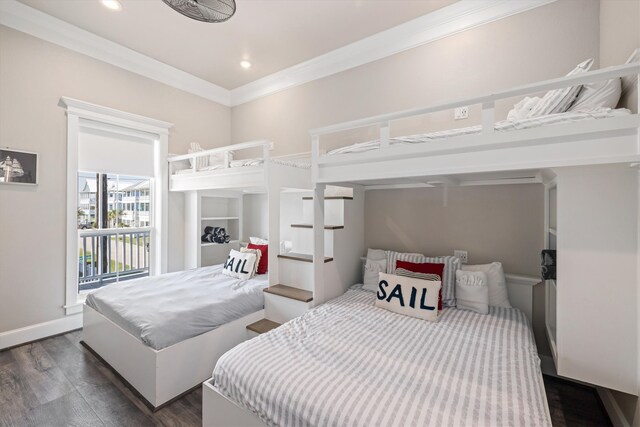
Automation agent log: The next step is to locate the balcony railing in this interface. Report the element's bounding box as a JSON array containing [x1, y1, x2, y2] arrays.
[[78, 227, 151, 292]]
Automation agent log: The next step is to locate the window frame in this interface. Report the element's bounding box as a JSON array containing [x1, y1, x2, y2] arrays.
[[62, 97, 171, 316]]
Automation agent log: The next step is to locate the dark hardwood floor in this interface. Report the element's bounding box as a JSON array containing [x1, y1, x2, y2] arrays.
[[544, 375, 612, 427], [0, 331, 612, 427], [0, 330, 201, 427]]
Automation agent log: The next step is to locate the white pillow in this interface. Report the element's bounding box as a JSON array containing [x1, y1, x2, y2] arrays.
[[363, 258, 387, 291], [461, 262, 511, 308], [249, 236, 268, 245], [455, 270, 489, 315], [569, 77, 621, 112], [528, 58, 594, 116], [240, 247, 261, 276], [367, 248, 386, 261], [209, 151, 234, 166], [507, 96, 541, 121], [222, 249, 257, 280], [188, 142, 209, 169], [375, 272, 440, 322]]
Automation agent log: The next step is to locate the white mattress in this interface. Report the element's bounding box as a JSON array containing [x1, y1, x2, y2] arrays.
[[213, 287, 551, 427], [85, 265, 268, 350], [327, 107, 630, 155]]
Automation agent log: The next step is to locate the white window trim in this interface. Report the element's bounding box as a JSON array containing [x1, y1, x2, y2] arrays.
[[61, 97, 172, 315]]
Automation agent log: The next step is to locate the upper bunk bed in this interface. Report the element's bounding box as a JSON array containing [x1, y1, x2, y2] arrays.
[[168, 140, 312, 192], [310, 59, 640, 186]]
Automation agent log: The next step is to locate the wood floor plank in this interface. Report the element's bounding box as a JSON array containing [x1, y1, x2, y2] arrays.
[[10, 342, 75, 406], [0, 362, 40, 426], [0, 350, 15, 368], [75, 382, 156, 427], [15, 391, 104, 427], [39, 335, 109, 388]]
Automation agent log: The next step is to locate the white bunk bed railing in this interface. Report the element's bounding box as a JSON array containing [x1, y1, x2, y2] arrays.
[[310, 62, 640, 180], [167, 139, 271, 176]]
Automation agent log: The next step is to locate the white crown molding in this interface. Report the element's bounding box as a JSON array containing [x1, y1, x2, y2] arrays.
[[60, 96, 174, 134], [229, 0, 557, 106], [0, 0, 231, 106], [0, 0, 556, 108]]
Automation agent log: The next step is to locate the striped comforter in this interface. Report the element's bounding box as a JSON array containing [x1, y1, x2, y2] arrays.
[[213, 287, 551, 427]]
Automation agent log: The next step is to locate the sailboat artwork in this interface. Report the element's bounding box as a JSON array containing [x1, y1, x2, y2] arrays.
[[0, 148, 38, 185]]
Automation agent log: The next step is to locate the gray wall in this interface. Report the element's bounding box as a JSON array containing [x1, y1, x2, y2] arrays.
[[365, 184, 547, 354]]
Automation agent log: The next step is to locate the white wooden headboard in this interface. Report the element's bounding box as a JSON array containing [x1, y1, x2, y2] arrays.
[[505, 273, 541, 325]]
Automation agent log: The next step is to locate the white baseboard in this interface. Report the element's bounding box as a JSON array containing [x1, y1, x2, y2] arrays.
[[0, 314, 83, 350], [597, 387, 632, 427]]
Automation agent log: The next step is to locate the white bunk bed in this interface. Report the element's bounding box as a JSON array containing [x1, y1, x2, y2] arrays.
[[83, 140, 312, 410], [202, 60, 640, 424], [310, 62, 640, 186], [168, 139, 311, 192]]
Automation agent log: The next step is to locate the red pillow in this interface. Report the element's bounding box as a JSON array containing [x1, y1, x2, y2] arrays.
[[247, 243, 268, 274], [396, 260, 444, 311]]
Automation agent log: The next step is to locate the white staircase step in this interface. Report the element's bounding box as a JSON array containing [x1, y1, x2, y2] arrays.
[[278, 252, 333, 263], [290, 224, 344, 230], [264, 284, 313, 302], [246, 318, 281, 335], [301, 196, 353, 200]]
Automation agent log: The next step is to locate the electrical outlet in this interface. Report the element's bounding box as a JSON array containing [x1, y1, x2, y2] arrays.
[[454, 250, 468, 264], [454, 106, 469, 120]]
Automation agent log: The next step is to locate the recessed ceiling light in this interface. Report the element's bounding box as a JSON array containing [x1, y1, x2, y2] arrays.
[[240, 60, 252, 70], [101, 0, 122, 11]]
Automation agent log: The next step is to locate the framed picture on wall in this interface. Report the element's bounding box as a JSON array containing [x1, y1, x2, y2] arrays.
[[0, 148, 38, 185]]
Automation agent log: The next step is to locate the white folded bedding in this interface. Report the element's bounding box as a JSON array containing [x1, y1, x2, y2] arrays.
[[213, 286, 550, 427], [327, 107, 630, 155], [85, 264, 268, 350]]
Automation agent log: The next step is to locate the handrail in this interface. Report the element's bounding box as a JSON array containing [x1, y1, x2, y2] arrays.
[[168, 139, 271, 163], [310, 62, 640, 136], [79, 226, 151, 237]]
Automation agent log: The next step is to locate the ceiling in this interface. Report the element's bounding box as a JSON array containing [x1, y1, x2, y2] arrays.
[[19, 0, 456, 90]]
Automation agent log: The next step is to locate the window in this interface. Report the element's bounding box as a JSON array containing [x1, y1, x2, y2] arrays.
[[77, 172, 152, 292]]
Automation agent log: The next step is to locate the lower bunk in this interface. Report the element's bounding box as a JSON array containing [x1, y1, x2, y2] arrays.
[[82, 264, 268, 409], [203, 285, 551, 427]]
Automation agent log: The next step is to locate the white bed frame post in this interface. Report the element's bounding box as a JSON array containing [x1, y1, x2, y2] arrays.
[[312, 183, 326, 305], [312, 135, 320, 183], [379, 122, 391, 148], [482, 101, 495, 134], [266, 143, 280, 286]]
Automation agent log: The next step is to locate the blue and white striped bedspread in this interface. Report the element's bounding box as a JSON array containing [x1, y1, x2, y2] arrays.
[[213, 287, 551, 427]]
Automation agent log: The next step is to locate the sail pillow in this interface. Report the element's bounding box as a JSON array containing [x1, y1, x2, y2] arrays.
[[222, 249, 257, 280], [375, 272, 441, 322]]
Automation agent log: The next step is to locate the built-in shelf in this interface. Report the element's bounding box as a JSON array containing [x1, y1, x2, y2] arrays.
[[202, 240, 239, 247], [290, 224, 344, 230], [264, 284, 313, 302], [246, 319, 281, 335], [201, 216, 239, 221], [278, 252, 333, 263]]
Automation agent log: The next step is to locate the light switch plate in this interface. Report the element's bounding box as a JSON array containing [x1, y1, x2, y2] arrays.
[[454, 250, 468, 264]]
